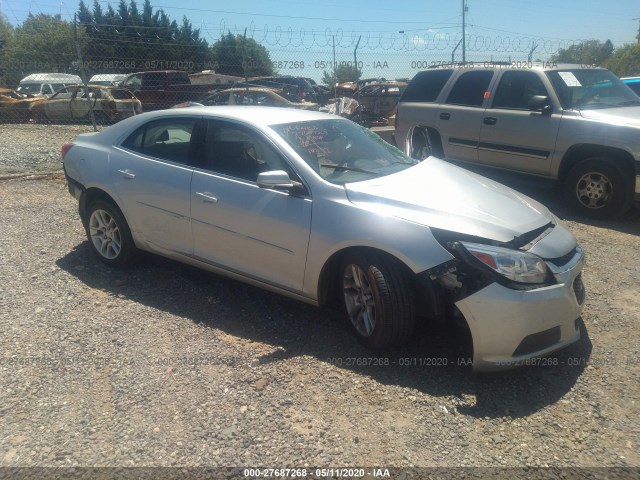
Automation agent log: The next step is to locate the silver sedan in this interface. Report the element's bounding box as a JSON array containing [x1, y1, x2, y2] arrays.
[[62, 106, 585, 371]]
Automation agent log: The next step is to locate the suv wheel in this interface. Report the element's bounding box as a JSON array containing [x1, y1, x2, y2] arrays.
[[409, 127, 433, 160], [565, 158, 631, 219], [341, 253, 415, 349]]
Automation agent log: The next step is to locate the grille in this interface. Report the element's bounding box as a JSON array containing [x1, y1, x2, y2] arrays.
[[573, 273, 585, 305]]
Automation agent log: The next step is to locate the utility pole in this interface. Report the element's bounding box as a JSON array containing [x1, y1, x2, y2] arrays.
[[462, 0, 467, 63], [635, 17, 640, 45], [354, 35, 362, 80]]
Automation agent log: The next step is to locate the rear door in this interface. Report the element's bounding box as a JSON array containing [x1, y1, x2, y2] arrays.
[[44, 87, 74, 120], [190, 119, 312, 291], [69, 87, 92, 120], [110, 116, 201, 255], [437, 70, 495, 163], [477, 70, 561, 175]]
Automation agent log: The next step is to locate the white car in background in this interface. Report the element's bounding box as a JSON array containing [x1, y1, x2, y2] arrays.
[[17, 73, 82, 98]]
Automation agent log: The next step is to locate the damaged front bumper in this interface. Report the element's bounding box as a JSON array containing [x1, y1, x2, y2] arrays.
[[455, 247, 585, 372]]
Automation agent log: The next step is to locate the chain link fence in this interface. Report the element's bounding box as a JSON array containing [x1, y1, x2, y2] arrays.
[[0, 14, 577, 129]]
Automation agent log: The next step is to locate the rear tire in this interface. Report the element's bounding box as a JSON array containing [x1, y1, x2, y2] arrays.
[[410, 127, 433, 160], [85, 200, 136, 266], [564, 158, 631, 219], [341, 253, 415, 349]]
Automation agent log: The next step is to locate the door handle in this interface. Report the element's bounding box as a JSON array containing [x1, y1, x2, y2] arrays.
[[195, 191, 218, 203], [483, 117, 497, 125], [117, 169, 136, 179], [439, 112, 451, 120]]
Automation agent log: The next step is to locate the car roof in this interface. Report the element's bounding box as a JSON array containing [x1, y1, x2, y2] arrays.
[[134, 106, 340, 126], [20, 73, 82, 83], [212, 87, 281, 94], [426, 62, 609, 72], [62, 84, 130, 90], [89, 74, 126, 80]]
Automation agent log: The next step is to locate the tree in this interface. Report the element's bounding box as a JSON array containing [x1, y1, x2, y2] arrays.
[[76, 0, 210, 74], [551, 39, 614, 66], [210, 32, 273, 76], [1, 13, 88, 87], [0, 12, 14, 86], [604, 44, 640, 77], [0, 12, 12, 55], [321, 63, 361, 86]]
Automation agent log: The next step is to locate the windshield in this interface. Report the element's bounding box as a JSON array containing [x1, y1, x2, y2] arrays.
[[272, 119, 418, 184], [546, 69, 640, 110], [17, 84, 42, 95]]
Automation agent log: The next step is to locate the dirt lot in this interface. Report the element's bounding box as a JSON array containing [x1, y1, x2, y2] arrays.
[[0, 124, 639, 475]]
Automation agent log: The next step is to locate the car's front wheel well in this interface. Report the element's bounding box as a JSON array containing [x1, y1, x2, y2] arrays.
[[317, 247, 426, 310], [318, 248, 403, 309]]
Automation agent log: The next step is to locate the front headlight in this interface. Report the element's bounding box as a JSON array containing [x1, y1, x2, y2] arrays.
[[459, 242, 550, 284]]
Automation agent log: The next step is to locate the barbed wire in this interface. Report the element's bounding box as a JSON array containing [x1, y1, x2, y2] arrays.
[[1, 0, 600, 57]]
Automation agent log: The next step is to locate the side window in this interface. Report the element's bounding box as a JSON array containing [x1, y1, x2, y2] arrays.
[[446, 71, 494, 107], [232, 91, 251, 105], [42, 84, 53, 95], [203, 92, 229, 106], [492, 71, 549, 110], [400, 69, 454, 102], [52, 87, 72, 99], [121, 118, 198, 164], [202, 120, 293, 182], [125, 74, 143, 90], [248, 91, 275, 106]]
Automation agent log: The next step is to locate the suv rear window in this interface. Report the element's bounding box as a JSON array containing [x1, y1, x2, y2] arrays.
[[446, 70, 494, 107], [400, 70, 453, 102]]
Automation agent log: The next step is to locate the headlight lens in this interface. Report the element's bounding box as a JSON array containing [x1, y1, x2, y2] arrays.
[[460, 242, 550, 284]]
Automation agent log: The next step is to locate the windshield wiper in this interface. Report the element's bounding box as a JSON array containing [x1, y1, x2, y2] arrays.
[[320, 164, 376, 175]]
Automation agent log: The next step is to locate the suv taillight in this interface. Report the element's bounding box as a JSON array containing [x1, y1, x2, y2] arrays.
[[61, 143, 74, 159]]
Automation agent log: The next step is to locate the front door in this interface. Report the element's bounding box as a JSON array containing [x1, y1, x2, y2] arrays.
[[478, 70, 561, 175], [190, 120, 312, 291]]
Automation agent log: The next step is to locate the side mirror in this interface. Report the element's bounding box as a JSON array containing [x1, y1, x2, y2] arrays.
[[528, 95, 552, 115], [257, 170, 307, 195]]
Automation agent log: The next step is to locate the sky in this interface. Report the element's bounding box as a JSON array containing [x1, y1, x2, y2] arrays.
[[1, 0, 639, 80]]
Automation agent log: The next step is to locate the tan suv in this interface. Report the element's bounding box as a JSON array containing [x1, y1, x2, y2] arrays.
[[395, 63, 640, 218]]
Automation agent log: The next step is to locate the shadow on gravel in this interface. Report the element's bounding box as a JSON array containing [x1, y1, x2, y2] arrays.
[[57, 241, 592, 420]]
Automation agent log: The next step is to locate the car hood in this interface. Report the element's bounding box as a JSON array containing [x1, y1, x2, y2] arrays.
[[578, 105, 640, 127], [344, 157, 553, 243]]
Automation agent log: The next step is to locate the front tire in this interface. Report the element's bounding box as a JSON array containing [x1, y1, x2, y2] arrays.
[[564, 158, 631, 219], [341, 254, 415, 349], [85, 200, 136, 266]]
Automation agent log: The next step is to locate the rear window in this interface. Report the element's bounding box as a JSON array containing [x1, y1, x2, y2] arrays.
[[446, 70, 494, 107], [400, 70, 453, 102], [122, 118, 197, 164]]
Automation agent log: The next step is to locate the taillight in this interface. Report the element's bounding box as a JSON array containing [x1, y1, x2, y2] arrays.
[[61, 143, 74, 159]]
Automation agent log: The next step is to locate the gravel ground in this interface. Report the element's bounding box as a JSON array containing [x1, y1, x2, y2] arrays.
[[0, 123, 96, 177], [0, 124, 639, 473]]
